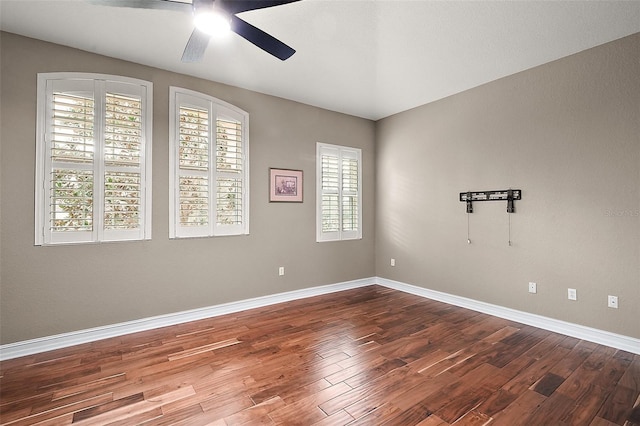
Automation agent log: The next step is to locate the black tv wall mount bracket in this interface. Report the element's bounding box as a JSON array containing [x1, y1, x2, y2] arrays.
[[459, 189, 522, 213]]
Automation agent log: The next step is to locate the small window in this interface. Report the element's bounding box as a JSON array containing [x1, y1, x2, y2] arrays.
[[316, 143, 362, 242], [35, 73, 153, 245], [169, 87, 249, 238]]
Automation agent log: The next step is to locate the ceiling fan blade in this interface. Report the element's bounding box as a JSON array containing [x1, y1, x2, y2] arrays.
[[88, 0, 190, 12], [231, 16, 295, 60], [182, 28, 211, 62], [223, 0, 300, 15]]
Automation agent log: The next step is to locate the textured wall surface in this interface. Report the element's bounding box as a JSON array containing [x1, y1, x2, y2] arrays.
[[0, 32, 376, 344], [2, 31, 638, 345], [375, 34, 639, 338]]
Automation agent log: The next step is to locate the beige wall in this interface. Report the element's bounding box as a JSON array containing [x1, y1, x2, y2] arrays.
[[0, 32, 376, 344], [376, 34, 640, 338], [2, 31, 638, 345]]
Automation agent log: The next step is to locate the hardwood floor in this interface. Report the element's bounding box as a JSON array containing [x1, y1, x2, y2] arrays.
[[1, 285, 639, 425]]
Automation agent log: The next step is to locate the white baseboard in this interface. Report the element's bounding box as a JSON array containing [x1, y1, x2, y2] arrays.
[[377, 277, 640, 355], [0, 277, 375, 361], [2, 276, 638, 360]]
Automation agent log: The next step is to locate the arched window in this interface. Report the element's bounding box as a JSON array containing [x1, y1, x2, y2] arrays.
[[169, 87, 249, 238]]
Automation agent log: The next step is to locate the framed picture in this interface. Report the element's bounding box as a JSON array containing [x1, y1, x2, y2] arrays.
[[269, 168, 303, 202]]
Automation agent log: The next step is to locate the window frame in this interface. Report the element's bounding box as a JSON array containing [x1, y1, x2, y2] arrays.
[[35, 72, 153, 246], [316, 142, 363, 242], [169, 87, 250, 239]]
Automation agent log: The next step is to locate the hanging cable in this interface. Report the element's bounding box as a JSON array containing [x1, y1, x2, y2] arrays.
[[507, 189, 514, 246], [466, 191, 472, 244], [508, 211, 512, 246]]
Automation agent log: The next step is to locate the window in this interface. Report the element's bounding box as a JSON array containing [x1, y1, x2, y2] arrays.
[[169, 87, 249, 238], [316, 143, 362, 242], [35, 73, 152, 245]]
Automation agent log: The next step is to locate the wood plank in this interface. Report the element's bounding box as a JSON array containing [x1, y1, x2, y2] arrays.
[[531, 372, 565, 397], [558, 383, 611, 426], [555, 344, 616, 400], [589, 417, 620, 426], [72, 386, 196, 425], [423, 363, 501, 415], [199, 389, 254, 418], [341, 368, 427, 419], [310, 409, 354, 426], [101, 406, 163, 426], [349, 373, 454, 425], [344, 402, 404, 425], [0, 393, 114, 426], [0, 285, 635, 426], [595, 384, 637, 424], [499, 343, 571, 395], [222, 396, 285, 425], [521, 389, 576, 425], [344, 358, 407, 388], [139, 404, 204, 426], [435, 370, 510, 424], [318, 364, 412, 416], [415, 414, 451, 426], [269, 383, 351, 425], [627, 402, 640, 425], [72, 393, 145, 422], [489, 390, 546, 426], [450, 409, 492, 426], [618, 353, 640, 392], [379, 400, 432, 425], [475, 388, 519, 418], [592, 350, 634, 392]]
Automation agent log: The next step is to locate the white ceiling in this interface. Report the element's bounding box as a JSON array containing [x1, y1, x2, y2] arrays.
[[1, 0, 639, 120]]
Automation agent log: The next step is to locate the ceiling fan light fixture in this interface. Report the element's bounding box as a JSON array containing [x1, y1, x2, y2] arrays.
[[194, 9, 231, 38]]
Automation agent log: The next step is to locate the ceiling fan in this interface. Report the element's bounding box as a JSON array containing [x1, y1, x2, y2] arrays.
[[91, 0, 300, 61]]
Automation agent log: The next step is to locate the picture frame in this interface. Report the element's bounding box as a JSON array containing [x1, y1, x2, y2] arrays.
[[269, 168, 303, 203]]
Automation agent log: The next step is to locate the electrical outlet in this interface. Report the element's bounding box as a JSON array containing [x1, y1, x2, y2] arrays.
[[391, 258, 396, 267], [607, 295, 618, 309], [278, 266, 285, 276], [528, 282, 537, 294], [568, 288, 577, 301]]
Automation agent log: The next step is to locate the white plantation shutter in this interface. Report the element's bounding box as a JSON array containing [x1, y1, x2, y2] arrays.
[[103, 87, 146, 241], [341, 152, 360, 235], [215, 114, 244, 232], [175, 97, 212, 237], [36, 73, 152, 245], [48, 86, 95, 242], [170, 88, 249, 238], [316, 143, 362, 242], [321, 146, 340, 236]]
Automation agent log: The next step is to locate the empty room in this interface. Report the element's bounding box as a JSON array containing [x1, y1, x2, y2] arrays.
[[1, 0, 639, 425]]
